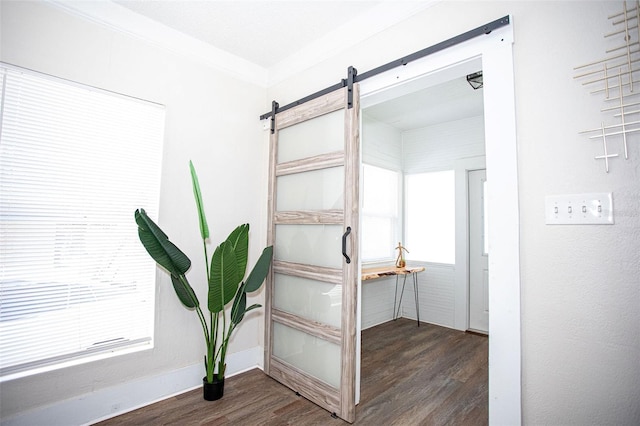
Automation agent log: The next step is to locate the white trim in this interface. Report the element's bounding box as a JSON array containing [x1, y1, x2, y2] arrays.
[[359, 20, 521, 425], [45, 0, 268, 87], [454, 156, 486, 331], [482, 34, 522, 426], [0, 346, 263, 426]]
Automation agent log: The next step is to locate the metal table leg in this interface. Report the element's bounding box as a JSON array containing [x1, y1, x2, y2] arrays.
[[393, 272, 420, 326], [393, 273, 408, 320], [413, 272, 420, 326]]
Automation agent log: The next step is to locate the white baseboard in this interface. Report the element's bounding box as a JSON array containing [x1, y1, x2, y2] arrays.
[[1, 346, 263, 426]]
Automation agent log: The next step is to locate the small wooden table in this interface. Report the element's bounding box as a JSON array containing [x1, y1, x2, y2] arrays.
[[361, 266, 425, 326]]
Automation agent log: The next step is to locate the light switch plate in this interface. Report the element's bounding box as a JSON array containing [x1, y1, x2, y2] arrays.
[[545, 193, 614, 225]]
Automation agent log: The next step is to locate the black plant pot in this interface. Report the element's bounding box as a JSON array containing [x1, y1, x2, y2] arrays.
[[203, 376, 224, 401]]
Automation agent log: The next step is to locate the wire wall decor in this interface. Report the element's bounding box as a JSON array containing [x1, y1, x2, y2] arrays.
[[574, 0, 640, 172]]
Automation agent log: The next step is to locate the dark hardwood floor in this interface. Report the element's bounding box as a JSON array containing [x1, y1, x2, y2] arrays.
[[96, 318, 487, 425]]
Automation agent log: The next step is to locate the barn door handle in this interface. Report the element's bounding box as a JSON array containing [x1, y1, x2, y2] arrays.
[[342, 226, 352, 264]]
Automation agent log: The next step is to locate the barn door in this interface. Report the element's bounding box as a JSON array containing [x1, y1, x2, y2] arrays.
[[264, 83, 360, 423]]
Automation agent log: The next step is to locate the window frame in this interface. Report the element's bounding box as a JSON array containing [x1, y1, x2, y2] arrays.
[[0, 63, 165, 380], [360, 163, 402, 264]]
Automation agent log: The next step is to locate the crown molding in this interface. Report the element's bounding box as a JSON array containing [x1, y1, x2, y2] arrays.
[[266, 1, 440, 86], [46, 0, 269, 87], [45, 1, 439, 89]]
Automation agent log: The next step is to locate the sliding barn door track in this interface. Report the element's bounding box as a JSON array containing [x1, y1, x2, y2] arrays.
[[260, 15, 509, 123]]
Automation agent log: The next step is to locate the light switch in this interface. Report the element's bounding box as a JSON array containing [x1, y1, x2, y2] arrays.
[[545, 193, 613, 225]]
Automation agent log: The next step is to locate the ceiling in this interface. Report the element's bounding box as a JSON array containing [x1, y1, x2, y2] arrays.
[[107, 0, 481, 130], [364, 76, 484, 131], [113, 1, 382, 68]]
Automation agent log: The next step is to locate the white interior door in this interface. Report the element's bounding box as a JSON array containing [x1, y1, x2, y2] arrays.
[[469, 169, 488, 333], [264, 85, 360, 423]]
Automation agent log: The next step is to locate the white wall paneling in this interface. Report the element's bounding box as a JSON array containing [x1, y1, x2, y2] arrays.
[[398, 263, 455, 328], [403, 115, 485, 173], [361, 264, 456, 331], [362, 114, 403, 170], [360, 278, 396, 330]]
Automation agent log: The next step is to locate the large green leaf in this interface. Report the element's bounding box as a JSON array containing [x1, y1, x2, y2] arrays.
[[208, 241, 240, 313], [170, 274, 200, 309], [245, 304, 262, 314], [135, 209, 191, 276], [232, 298, 262, 327], [225, 224, 248, 280], [189, 161, 209, 241], [230, 284, 247, 326], [244, 246, 273, 292]]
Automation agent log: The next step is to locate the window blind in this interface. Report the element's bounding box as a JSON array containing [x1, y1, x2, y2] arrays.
[[0, 64, 165, 379], [361, 164, 400, 262], [405, 170, 455, 264]]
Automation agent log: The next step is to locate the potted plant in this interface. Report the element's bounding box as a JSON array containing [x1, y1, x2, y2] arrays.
[[134, 161, 273, 400]]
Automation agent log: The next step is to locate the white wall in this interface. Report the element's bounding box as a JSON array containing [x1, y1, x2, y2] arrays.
[[0, 1, 268, 424], [268, 1, 639, 425], [511, 2, 639, 423], [362, 113, 403, 170]]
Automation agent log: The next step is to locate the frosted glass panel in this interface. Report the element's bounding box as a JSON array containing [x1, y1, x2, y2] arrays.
[[273, 322, 340, 388], [274, 274, 342, 328], [275, 225, 343, 268], [278, 110, 344, 163], [277, 166, 343, 211]]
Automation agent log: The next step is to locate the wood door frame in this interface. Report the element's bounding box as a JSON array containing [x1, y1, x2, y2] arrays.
[[341, 83, 359, 419]]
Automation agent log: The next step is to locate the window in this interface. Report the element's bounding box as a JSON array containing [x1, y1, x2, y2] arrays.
[[405, 170, 455, 264], [0, 64, 165, 379], [361, 164, 400, 261]]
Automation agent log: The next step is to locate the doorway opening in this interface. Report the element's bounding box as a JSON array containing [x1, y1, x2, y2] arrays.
[[357, 22, 520, 424], [359, 58, 489, 419], [361, 58, 485, 333]]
